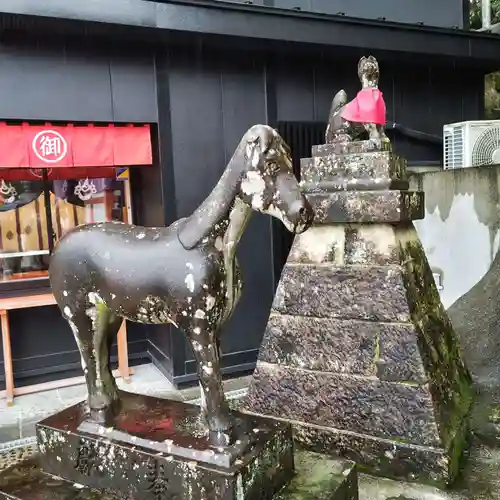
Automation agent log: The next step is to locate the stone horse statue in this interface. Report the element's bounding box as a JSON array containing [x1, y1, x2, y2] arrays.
[[49, 124, 313, 436]]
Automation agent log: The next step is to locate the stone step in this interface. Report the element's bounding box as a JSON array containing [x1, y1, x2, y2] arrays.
[[247, 362, 441, 448], [305, 190, 424, 224], [272, 263, 411, 323], [300, 151, 407, 187], [312, 140, 392, 157], [259, 314, 426, 383]]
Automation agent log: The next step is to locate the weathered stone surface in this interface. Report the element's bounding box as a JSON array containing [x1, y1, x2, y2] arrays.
[[246, 132, 472, 486], [343, 225, 399, 266], [246, 362, 440, 447], [292, 424, 450, 486], [377, 323, 427, 383], [312, 140, 392, 157], [259, 314, 426, 383], [246, 221, 472, 485], [0, 458, 117, 500], [36, 391, 294, 500], [0, 452, 358, 500], [300, 152, 407, 192], [259, 314, 376, 376], [273, 264, 410, 322], [288, 224, 400, 266], [275, 452, 358, 500], [396, 227, 473, 457], [307, 191, 424, 223]]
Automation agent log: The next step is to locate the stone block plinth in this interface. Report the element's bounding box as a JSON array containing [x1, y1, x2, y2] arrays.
[[35, 391, 294, 500], [0, 451, 358, 500], [243, 139, 473, 487]]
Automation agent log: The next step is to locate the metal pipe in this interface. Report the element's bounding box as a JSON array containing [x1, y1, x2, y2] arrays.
[[42, 168, 55, 253]]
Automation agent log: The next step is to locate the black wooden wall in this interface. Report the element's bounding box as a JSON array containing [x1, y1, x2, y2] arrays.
[[148, 44, 486, 384], [0, 36, 156, 390], [149, 45, 277, 383], [0, 34, 488, 390]]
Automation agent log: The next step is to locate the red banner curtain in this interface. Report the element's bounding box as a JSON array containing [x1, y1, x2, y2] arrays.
[[0, 123, 152, 169]]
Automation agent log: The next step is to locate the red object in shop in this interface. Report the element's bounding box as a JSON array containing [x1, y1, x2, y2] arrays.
[[0, 122, 152, 180]]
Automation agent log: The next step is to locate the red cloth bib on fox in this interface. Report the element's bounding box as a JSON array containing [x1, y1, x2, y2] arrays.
[[341, 88, 386, 125]]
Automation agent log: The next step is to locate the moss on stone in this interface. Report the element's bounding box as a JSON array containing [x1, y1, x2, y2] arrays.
[[396, 223, 474, 483], [240, 427, 295, 500], [275, 451, 357, 500]]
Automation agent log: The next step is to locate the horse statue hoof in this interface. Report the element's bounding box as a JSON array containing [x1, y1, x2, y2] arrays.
[[209, 429, 234, 448], [89, 399, 121, 426]]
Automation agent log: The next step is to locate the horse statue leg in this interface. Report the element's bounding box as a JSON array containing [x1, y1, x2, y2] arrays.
[[184, 317, 231, 436], [60, 294, 122, 423]]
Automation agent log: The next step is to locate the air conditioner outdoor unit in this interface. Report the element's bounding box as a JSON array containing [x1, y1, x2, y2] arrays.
[[443, 120, 500, 170]]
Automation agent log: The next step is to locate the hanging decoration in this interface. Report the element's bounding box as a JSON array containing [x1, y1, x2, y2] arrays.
[[0, 179, 17, 203], [74, 178, 97, 201]]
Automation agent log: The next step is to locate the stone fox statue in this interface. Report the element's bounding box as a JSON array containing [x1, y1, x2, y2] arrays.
[[326, 56, 389, 144], [49, 124, 313, 434]]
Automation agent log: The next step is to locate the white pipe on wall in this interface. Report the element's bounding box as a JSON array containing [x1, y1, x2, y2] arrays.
[[482, 0, 492, 28]]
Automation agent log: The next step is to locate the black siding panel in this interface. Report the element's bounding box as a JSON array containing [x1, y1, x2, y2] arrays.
[[109, 50, 158, 123], [0, 41, 113, 121], [218, 55, 275, 357], [168, 49, 225, 219], [166, 47, 276, 379], [0, 38, 157, 123], [275, 56, 315, 122]]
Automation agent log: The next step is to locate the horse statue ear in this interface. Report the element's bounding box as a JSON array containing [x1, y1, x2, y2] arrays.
[[247, 125, 275, 156]]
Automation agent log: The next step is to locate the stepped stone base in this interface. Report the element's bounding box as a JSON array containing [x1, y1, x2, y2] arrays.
[[244, 221, 473, 487]]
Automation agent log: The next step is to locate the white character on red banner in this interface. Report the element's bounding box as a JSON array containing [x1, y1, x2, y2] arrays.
[[40, 135, 62, 157], [32, 130, 68, 164]]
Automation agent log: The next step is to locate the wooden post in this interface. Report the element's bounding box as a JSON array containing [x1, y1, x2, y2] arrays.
[[1, 310, 14, 406]]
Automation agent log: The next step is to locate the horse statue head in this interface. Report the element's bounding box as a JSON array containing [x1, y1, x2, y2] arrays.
[[178, 124, 313, 250], [237, 125, 313, 233]]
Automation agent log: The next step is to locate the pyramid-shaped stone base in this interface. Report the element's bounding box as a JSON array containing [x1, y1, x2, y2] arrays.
[[243, 141, 473, 487]]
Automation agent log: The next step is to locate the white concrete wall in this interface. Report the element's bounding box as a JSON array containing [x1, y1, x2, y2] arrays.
[[411, 166, 500, 309]]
